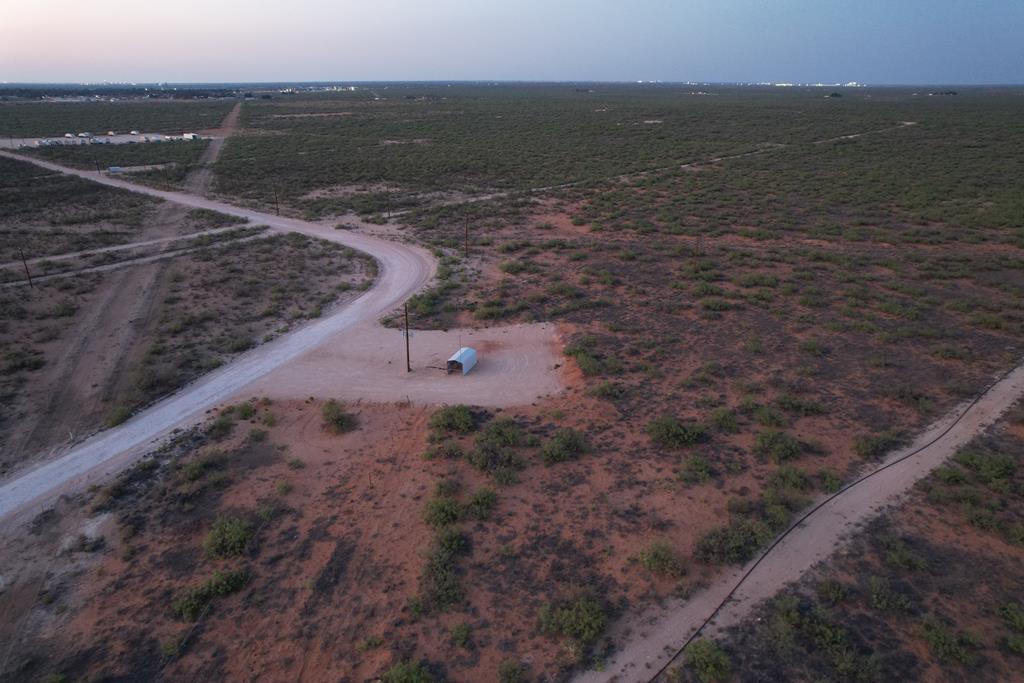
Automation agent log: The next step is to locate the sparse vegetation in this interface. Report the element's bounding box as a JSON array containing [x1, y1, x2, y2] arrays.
[[322, 399, 358, 433], [172, 569, 250, 621]]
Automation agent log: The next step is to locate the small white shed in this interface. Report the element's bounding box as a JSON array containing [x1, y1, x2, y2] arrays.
[[446, 347, 478, 376]]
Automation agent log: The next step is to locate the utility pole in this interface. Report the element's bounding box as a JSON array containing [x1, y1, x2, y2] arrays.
[[404, 302, 412, 373], [273, 187, 281, 215], [464, 220, 469, 259], [18, 246, 33, 288]]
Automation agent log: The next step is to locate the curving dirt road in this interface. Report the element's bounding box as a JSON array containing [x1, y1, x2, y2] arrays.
[[0, 150, 438, 524], [576, 361, 1024, 683]]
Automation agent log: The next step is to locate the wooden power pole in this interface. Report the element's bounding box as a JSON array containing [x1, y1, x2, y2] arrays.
[[19, 246, 33, 288], [464, 220, 469, 258], [404, 302, 412, 373]]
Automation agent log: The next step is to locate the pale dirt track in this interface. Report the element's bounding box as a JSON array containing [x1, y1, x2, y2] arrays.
[[576, 362, 1024, 683], [0, 151, 445, 523]]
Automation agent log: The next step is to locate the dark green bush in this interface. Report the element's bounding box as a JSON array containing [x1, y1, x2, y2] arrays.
[[423, 496, 462, 529], [754, 430, 803, 462], [646, 416, 709, 449], [686, 638, 731, 683], [695, 519, 771, 564], [429, 404, 476, 434], [540, 428, 588, 464], [380, 661, 434, 683], [638, 541, 686, 578], [538, 594, 608, 645], [172, 569, 250, 620], [465, 488, 497, 520], [679, 455, 713, 484], [322, 399, 358, 433], [203, 516, 253, 558], [853, 430, 901, 459]]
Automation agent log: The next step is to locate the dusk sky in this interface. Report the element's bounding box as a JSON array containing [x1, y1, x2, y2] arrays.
[[3, 0, 1022, 84]]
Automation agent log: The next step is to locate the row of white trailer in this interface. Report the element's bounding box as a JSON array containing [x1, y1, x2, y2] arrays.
[[34, 132, 205, 147]]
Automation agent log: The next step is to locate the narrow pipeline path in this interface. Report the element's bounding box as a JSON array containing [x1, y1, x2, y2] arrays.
[[576, 360, 1024, 683]]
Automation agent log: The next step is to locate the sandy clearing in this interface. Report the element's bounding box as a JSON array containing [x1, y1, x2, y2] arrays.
[[246, 322, 566, 407], [576, 361, 1024, 683]]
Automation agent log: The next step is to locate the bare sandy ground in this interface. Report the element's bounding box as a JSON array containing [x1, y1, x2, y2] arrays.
[[247, 322, 566, 407], [576, 361, 1024, 683]]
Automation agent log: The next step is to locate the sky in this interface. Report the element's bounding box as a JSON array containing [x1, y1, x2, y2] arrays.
[[2, 0, 1022, 84]]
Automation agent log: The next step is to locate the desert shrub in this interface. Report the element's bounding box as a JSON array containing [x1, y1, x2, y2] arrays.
[[695, 519, 771, 564], [465, 488, 497, 520], [799, 339, 828, 356], [955, 448, 1016, 484], [589, 381, 626, 399], [819, 469, 842, 493], [868, 577, 913, 613], [450, 622, 472, 648], [434, 478, 461, 497], [203, 516, 253, 558], [468, 418, 526, 481], [646, 416, 709, 449], [497, 660, 527, 683], [539, 594, 608, 646], [754, 430, 803, 462], [776, 393, 826, 416], [817, 578, 850, 605], [638, 541, 686, 578], [754, 405, 787, 427], [429, 404, 476, 434], [999, 602, 1024, 633], [380, 661, 434, 683], [423, 496, 462, 529], [420, 526, 470, 611], [679, 455, 713, 484], [709, 407, 738, 433], [701, 298, 734, 312], [853, 430, 901, 459], [540, 428, 588, 464], [768, 465, 812, 491], [235, 402, 256, 420], [881, 537, 927, 571], [207, 413, 235, 440], [322, 399, 358, 433], [172, 569, 250, 620], [436, 527, 470, 556], [105, 403, 133, 427], [422, 442, 464, 460], [921, 616, 977, 664], [686, 639, 731, 683]]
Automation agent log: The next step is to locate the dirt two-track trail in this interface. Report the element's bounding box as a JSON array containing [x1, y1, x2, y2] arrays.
[[0, 150, 438, 525], [576, 362, 1024, 683]]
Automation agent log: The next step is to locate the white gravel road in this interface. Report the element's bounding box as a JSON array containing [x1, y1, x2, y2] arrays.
[[0, 152, 438, 523]]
